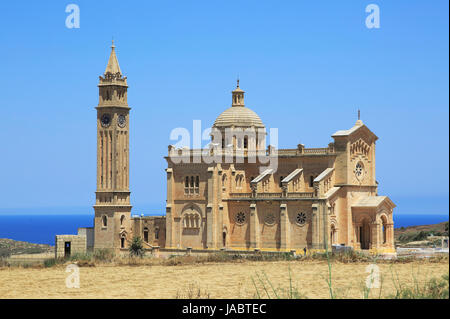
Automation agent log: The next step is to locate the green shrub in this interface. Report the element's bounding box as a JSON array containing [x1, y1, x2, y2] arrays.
[[43, 258, 56, 268], [391, 273, 449, 299], [129, 236, 144, 258]]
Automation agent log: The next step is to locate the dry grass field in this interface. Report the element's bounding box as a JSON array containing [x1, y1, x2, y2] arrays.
[[0, 259, 448, 299]]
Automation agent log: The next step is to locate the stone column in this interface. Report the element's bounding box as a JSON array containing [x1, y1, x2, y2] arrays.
[[165, 168, 173, 248], [249, 203, 260, 249], [165, 206, 172, 248], [371, 222, 380, 250], [311, 203, 319, 249], [279, 203, 290, 250], [206, 167, 216, 248], [388, 223, 394, 247], [220, 205, 225, 247]]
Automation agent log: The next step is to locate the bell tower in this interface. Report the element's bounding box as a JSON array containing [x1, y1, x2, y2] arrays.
[[94, 41, 132, 250]]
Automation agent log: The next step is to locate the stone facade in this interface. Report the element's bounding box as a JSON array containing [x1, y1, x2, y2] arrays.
[[165, 84, 396, 255]]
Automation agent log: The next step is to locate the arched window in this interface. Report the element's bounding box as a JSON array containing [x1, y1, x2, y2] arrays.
[[190, 176, 194, 188], [222, 174, 227, 190], [182, 211, 201, 229], [381, 216, 388, 244], [120, 237, 125, 248], [244, 137, 248, 149], [102, 215, 107, 227], [195, 176, 199, 188], [330, 224, 337, 244], [120, 215, 125, 226]]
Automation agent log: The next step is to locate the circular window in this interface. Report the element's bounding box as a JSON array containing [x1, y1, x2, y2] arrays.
[[235, 212, 246, 224], [264, 213, 276, 226], [355, 162, 364, 180], [296, 212, 307, 226]]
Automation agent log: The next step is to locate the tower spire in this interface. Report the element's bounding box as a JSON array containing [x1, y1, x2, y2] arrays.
[[104, 39, 122, 76]]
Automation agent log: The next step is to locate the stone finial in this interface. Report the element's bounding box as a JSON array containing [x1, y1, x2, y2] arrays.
[[355, 109, 363, 126]]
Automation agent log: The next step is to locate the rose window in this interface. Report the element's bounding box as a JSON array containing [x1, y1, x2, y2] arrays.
[[296, 212, 307, 225], [265, 213, 276, 225], [355, 162, 364, 179], [236, 212, 246, 224]]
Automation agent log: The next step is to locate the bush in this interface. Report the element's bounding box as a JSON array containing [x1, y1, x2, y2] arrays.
[[43, 258, 57, 268], [129, 236, 144, 258], [391, 273, 449, 299], [93, 249, 115, 262]]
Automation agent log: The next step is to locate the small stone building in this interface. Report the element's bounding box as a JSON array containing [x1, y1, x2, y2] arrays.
[[55, 234, 87, 258]]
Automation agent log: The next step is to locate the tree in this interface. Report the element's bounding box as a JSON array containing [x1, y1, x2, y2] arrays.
[[129, 236, 145, 258]]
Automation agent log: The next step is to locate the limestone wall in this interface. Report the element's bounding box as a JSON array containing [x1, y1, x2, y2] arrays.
[[55, 235, 87, 258]]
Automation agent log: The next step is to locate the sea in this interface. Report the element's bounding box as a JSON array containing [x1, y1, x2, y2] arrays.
[[0, 213, 448, 246]]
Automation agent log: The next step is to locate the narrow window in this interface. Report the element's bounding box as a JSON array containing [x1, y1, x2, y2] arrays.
[[244, 137, 248, 149], [309, 176, 314, 187], [102, 215, 107, 227], [279, 176, 284, 188], [195, 176, 199, 188], [143, 228, 149, 242], [190, 176, 194, 188], [120, 237, 125, 248], [120, 215, 125, 226], [155, 228, 159, 240], [185, 176, 189, 187]]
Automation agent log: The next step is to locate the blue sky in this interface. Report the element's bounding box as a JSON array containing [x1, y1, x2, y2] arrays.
[[0, 1, 448, 215]]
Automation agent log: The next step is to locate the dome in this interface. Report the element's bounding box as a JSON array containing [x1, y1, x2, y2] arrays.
[[213, 106, 265, 128]]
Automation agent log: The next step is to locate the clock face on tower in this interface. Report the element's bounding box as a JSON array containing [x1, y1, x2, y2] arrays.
[[118, 114, 126, 128], [101, 114, 111, 128]]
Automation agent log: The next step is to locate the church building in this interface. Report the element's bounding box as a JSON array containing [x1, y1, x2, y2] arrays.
[[55, 43, 396, 258]]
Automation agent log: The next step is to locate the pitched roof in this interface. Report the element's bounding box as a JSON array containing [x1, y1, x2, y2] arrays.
[[281, 168, 303, 183], [352, 195, 396, 209], [332, 120, 378, 140], [314, 168, 334, 182], [251, 169, 273, 183]]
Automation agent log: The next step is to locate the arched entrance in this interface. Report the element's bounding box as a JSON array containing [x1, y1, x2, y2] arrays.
[[222, 226, 228, 248], [360, 218, 371, 250], [380, 215, 388, 244], [330, 224, 337, 245]]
